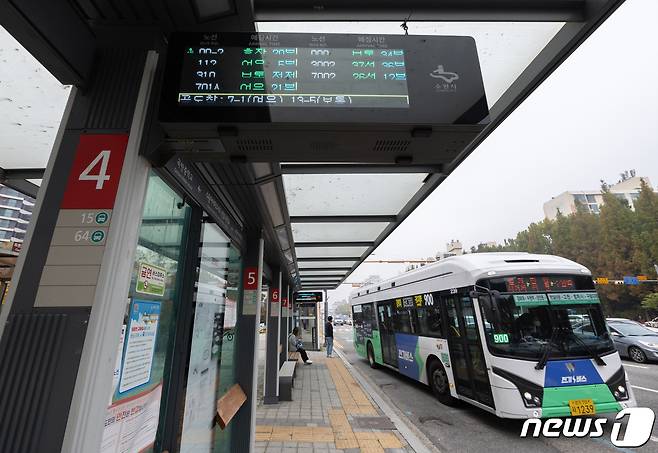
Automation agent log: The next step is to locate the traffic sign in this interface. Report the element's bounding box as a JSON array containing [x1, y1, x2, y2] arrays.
[[637, 275, 648, 281], [596, 277, 609, 285], [623, 276, 639, 285]]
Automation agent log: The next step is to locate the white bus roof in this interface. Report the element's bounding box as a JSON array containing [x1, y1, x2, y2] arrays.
[[350, 252, 589, 302]]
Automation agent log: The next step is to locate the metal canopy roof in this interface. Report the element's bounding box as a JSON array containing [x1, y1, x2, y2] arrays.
[[0, 0, 626, 289]]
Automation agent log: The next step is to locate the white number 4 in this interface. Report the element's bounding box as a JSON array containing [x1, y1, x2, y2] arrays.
[[79, 150, 111, 189]]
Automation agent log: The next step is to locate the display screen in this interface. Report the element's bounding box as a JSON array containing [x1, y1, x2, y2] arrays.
[[161, 33, 489, 125], [179, 45, 409, 108], [504, 276, 576, 293], [294, 291, 323, 302]]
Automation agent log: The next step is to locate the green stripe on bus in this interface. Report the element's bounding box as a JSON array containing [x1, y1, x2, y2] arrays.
[[371, 330, 383, 364]]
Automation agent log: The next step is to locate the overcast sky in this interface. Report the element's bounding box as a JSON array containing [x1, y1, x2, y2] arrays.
[[1, 1, 656, 305]]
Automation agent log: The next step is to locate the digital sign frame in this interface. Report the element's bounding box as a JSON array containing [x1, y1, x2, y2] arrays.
[[160, 32, 489, 126]]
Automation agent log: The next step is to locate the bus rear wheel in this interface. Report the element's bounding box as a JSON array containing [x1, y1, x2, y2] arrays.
[[429, 360, 457, 406], [367, 343, 378, 369]]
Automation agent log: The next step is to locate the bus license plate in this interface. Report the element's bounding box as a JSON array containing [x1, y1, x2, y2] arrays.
[[569, 399, 595, 416]]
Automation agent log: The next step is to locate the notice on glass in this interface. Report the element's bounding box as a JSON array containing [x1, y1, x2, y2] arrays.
[[119, 300, 160, 393], [136, 262, 167, 297], [242, 290, 258, 315], [100, 384, 162, 453], [111, 324, 126, 404]]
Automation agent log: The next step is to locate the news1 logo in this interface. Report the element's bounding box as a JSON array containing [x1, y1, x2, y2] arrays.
[[520, 408, 656, 447]]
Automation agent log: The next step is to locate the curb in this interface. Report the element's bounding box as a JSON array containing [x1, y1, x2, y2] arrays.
[[334, 347, 441, 453]]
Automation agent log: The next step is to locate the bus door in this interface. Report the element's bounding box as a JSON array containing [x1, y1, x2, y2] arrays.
[[377, 302, 398, 367], [445, 292, 494, 408]]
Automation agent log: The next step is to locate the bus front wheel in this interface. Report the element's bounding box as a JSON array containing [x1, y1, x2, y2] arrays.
[[428, 360, 457, 406], [367, 343, 378, 369]]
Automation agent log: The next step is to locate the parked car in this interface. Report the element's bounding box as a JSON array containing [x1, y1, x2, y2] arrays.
[[345, 318, 352, 326], [259, 322, 266, 333], [607, 321, 658, 363], [334, 319, 344, 326], [606, 317, 638, 324], [606, 317, 658, 333], [646, 317, 658, 328]]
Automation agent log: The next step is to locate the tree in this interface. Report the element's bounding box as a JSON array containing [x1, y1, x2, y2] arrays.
[[467, 172, 658, 318], [641, 293, 658, 312]]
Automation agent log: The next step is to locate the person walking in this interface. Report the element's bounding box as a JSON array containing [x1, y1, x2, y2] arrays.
[[325, 316, 334, 358], [288, 327, 312, 364]]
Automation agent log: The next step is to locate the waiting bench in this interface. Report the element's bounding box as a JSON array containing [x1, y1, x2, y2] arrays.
[[279, 361, 297, 401]]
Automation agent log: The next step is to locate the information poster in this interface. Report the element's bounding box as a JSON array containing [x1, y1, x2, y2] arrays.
[[100, 384, 162, 453], [111, 324, 126, 404], [136, 262, 167, 297], [119, 300, 161, 393]]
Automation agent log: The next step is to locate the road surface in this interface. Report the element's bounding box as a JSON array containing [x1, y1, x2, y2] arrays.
[[332, 325, 658, 453]]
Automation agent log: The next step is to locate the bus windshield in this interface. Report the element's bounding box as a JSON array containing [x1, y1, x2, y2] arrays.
[[479, 293, 615, 360]]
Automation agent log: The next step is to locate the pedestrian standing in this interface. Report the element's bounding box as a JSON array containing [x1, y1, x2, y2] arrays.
[[325, 316, 334, 358]]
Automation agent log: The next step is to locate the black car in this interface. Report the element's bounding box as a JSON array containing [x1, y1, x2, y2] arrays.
[[608, 321, 658, 363]]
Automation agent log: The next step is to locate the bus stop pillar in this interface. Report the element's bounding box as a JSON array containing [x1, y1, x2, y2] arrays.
[[279, 281, 289, 367], [263, 270, 281, 404], [231, 234, 264, 452], [0, 49, 157, 453]]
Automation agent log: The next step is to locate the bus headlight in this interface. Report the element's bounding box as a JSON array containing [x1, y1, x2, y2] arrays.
[[606, 367, 629, 401], [521, 392, 542, 407]]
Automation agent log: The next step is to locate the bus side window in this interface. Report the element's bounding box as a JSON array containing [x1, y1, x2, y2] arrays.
[[393, 306, 413, 334], [417, 304, 444, 338], [363, 303, 375, 335], [445, 295, 461, 338], [352, 307, 363, 327]]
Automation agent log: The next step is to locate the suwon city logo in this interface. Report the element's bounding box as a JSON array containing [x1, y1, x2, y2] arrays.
[[520, 407, 656, 447]]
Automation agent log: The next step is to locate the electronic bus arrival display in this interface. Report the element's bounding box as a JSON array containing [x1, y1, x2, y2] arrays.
[[178, 43, 409, 108], [161, 32, 489, 125]]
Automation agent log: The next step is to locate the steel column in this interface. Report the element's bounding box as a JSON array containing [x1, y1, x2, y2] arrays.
[[263, 270, 281, 404], [231, 234, 264, 452]]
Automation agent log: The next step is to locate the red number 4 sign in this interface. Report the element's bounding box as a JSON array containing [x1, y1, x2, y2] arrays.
[[61, 134, 129, 209]]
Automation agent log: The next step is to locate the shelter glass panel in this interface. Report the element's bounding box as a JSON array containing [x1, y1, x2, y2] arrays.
[[292, 222, 388, 242], [299, 269, 349, 276], [295, 246, 368, 258], [298, 260, 357, 268], [283, 173, 427, 216], [102, 172, 190, 453], [178, 220, 242, 453]]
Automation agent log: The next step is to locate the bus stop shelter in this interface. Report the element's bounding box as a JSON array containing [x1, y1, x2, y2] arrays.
[[0, 0, 626, 452]]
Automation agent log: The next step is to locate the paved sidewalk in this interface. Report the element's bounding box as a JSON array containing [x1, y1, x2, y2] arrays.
[[255, 351, 413, 453]]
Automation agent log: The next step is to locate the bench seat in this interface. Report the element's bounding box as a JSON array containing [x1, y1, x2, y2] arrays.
[[279, 361, 297, 401]]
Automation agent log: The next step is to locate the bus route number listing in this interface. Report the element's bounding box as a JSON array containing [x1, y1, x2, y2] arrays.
[[178, 44, 409, 108]]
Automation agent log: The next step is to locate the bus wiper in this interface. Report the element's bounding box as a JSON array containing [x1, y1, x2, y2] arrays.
[[535, 327, 564, 370], [565, 331, 606, 366]]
